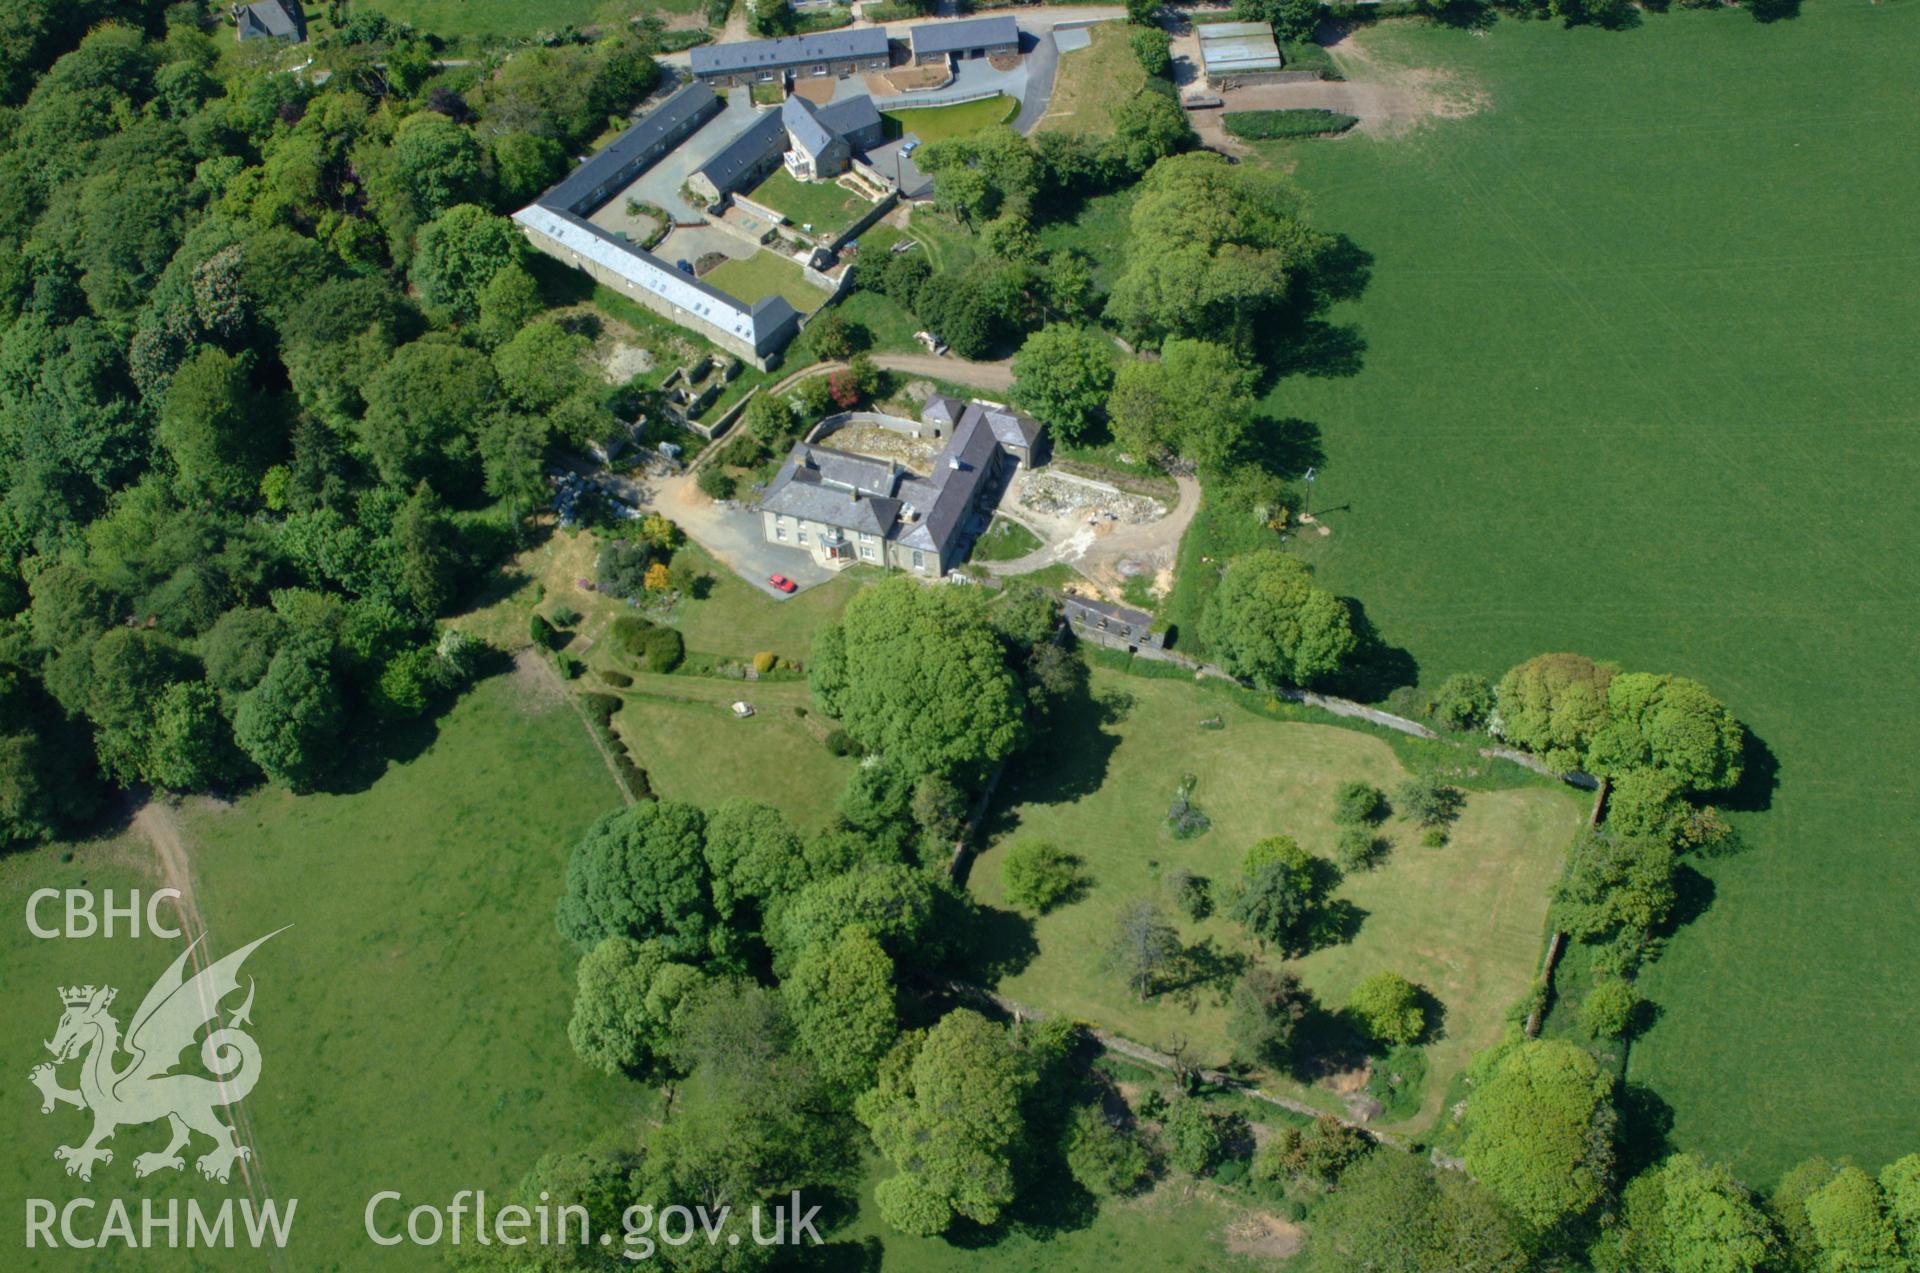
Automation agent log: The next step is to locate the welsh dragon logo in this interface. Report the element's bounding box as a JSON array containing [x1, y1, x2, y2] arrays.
[[28, 928, 286, 1184]]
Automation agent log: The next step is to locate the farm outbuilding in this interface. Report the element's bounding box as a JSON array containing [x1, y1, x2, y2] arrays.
[[1196, 21, 1284, 86]]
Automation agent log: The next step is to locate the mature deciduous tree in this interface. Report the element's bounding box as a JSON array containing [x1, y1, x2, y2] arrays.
[[809, 579, 1027, 780], [556, 800, 714, 959], [1464, 1039, 1616, 1231], [1201, 550, 1356, 689], [856, 1009, 1032, 1233], [1010, 324, 1114, 445]]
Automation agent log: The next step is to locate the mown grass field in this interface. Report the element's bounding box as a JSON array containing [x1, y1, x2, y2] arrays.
[[1266, 6, 1920, 1182], [971, 669, 1587, 1128], [0, 673, 651, 1269]]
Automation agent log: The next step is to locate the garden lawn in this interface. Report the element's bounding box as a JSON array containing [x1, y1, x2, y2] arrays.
[[611, 674, 854, 829], [0, 673, 651, 1269], [882, 93, 1019, 144], [969, 516, 1043, 562], [745, 168, 871, 236], [1266, 6, 1920, 1182], [972, 669, 1587, 1130], [703, 250, 831, 312], [1035, 22, 1146, 138]]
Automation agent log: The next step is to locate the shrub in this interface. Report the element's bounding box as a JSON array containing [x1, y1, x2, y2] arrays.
[[696, 468, 736, 500], [1335, 826, 1382, 872], [1580, 979, 1639, 1039], [1332, 780, 1385, 826], [597, 539, 658, 598], [1166, 773, 1211, 839], [1396, 774, 1463, 828], [556, 653, 584, 679], [1168, 867, 1212, 921], [752, 651, 777, 674], [610, 616, 654, 657], [600, 670, 633, 688], [551, 606, 582, 628], [824, 728, 861, 756], [1129, 27, 1171, 78], [1347, 970, 1425, 1047], [1001, 841, 1087, 913], [529, 613, 558, 650], [643, 562, 672, 592], [640, 625, 684, 672], [581, 694, 622, 731], [1063, 1105, 1151, 1198], [1162, 1098, 1226, 1176], [1432, 672, 1493, 731], [1221, 109, 1358, 141], [612, 751, 652, 800], [1421, 827, 1448, 848]]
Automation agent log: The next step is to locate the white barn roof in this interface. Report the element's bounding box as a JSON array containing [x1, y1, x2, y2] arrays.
[[511, 204, 796, 349]]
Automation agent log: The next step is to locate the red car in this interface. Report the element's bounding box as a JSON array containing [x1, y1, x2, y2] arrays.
[[769, 574, 797, 594]]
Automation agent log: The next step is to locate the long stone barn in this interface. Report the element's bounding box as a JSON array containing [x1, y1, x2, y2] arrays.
[[510, 81, 801, 369]]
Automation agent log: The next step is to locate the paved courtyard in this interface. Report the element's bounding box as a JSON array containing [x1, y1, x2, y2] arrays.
[[611, 87, 768, 222]]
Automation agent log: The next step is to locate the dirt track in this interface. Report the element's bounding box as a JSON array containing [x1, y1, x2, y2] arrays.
[[133, 802, 281, 1269]]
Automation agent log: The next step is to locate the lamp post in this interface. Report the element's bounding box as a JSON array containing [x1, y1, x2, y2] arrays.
[[1302, 466, 1317, 521]]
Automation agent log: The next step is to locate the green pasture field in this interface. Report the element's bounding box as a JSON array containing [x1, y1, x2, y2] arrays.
[[969, 669, 1587, 1130], [353, 0, 701, 40], [0, 673, 650, 1268], [1035, 22, 1145, 138], [882, 93, 1019, 144], [1264, 6, 1920, 1182]]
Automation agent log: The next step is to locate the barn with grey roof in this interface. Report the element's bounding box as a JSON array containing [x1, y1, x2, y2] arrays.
[[689, 28, 891, 87]]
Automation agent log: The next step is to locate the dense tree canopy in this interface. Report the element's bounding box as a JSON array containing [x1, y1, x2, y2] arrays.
[[1009, 324, 1114, 445], [1200, 550, 1356, 688], [856, 1010, 1034, 1234], [810, 579, 1028, 781], [1107, 153, 1327, 348], [556, 800, 714, 959], [1463, 1039, 1617, 1231]]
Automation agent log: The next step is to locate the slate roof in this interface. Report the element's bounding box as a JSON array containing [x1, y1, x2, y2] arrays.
[[540, 81, 720, 215], [893, 409, 1003, 553], [760, 401, 1041, 562], [817, 94, 882, 139], [781, 96, 837, 159], [690, 28, 891, 78], [909, 15, 1020, 57], [759, 445, 903, 536], [977, 403, 1042, 450], [921, 395, 964, 429], [695, 106, 786, 193], [511, 204, 798, 350], [237, 0, 304, 39]]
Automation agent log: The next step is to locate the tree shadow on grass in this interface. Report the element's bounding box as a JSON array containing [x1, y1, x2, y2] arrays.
[[1322, 598, 1420, 703], [318, 645, 516, 797], [1287, 1002, 1374, 1085], [1615, 1081, 1676, 1182], [1163, 937, 1249, 1008], [1659, 864, 1717, 937], [957, 902, 1041, 984], [1718, 728, 1780, 815], [979, 677, 1126, 836], [1232, 415, 1326, 483]]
